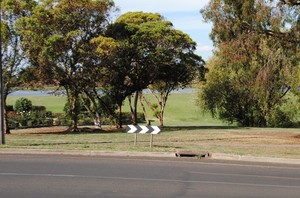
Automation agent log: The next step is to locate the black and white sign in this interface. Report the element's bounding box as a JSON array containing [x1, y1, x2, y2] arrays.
[[126, 125, 161, 134]]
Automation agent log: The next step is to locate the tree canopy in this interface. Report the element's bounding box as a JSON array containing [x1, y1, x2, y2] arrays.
[[103, 12, 205, 126], [15, 3, 205, 129], [18, 0, 116, 131], [200, 0, 300, 127], [1, 0, 37, 133]]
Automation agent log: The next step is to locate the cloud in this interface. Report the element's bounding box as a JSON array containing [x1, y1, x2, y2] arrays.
[[197, 44, 214, 53], [196, 44, 214, 60], [169, 15, 212, 31]]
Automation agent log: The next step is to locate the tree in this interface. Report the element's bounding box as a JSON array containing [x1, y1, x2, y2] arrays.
[[200, 0, 300, 126], [1, 0, 37, 134], [106, 12, 206, 126], [108, 12, 167, 126], [142, 31, 206, 126], [18, 0, 116, 131]]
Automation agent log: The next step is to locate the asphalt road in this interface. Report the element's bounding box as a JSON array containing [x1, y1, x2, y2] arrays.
[[0, 154, 300, 198]]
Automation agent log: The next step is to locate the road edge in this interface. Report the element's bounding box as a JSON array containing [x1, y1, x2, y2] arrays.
[[0, 149, 300, 165]]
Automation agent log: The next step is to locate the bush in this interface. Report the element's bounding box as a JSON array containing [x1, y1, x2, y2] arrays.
[[7, 111, 19, 129], [78, 117, 94, 126], [14, 97, 33, 113], [10, 98, 55, 128], [268, 106, 300, 128], [268, 109, 294, 128], [6, 105, 14, 111], [122, 112, 145, 125]]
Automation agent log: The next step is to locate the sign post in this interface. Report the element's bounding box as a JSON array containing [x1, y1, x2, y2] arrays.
[[134, 133, 137, 146], [150, 134, 154, 149], [126, 125, 161, 148]]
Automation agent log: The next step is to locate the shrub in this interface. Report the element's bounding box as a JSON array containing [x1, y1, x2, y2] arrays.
[[268, 109, 294, 128], [11, 99, 54, 127], [6, 105, 14, 111], [14, 97, 33, 113]]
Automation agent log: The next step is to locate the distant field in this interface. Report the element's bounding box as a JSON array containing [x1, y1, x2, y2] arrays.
[[7, 95, 66, 114], [7, 92, 224, 126]]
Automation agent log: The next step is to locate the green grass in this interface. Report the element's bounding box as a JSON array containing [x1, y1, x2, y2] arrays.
[[7, 92, 223, 126], [7, 95, 67, 113], [154, 93, 223, 126]]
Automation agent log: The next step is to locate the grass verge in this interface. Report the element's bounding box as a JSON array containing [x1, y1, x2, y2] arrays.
[[1, 126, 299, 159], [4, 92, 300, 159]]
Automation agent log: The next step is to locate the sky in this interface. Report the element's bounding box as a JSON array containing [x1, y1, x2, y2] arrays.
[[113, 0, 213, 61]]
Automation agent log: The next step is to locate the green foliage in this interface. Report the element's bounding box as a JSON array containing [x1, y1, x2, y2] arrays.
[[63, 99, 83, 121], [268, 94, 300, 128], [18, 0, 116, 130], [6, 105, 14, 111], [8, 97, 54, 128], [104, 11, 206, 126], [268, 109, 297, 128], [14, 97, 33, 113], [1, 0, 38, 133], [199, 0, 300, 127]]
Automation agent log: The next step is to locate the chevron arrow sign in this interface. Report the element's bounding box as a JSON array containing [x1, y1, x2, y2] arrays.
[[126, 125, 161, 134]]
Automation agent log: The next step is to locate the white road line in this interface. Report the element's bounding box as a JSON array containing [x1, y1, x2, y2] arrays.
[[189, 171, 300, 181], [1, 172, 300, 189]]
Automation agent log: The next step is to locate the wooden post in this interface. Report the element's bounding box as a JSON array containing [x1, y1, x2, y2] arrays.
[[150, 134, 153, 149], [134, 133, 137, 145]]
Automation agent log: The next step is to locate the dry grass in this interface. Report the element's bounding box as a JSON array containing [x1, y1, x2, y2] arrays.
[[1, 126, 299, 159]]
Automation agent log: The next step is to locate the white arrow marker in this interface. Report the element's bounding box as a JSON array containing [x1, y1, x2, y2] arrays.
[[127, 125, 137, 133], [139, 126, 149, 134], [151, 126, 161, 134]]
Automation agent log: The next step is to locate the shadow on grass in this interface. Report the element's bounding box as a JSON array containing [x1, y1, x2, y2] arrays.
[[161, 125, 240, 132], [13, 125, 242, 136], [13, 126, 126, 136], [25, 141, 125, 147]]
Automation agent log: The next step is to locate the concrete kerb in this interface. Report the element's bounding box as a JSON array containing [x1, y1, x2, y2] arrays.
[[0, 149, 300, 165], [0, 149, 175, 158], [211, 153, 300, 165]]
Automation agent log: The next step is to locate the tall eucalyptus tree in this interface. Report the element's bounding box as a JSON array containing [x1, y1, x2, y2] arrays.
[[18, 0, 116, 131]]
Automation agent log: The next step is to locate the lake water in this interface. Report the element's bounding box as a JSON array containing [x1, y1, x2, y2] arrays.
[[9, 90, 55, 97], [9, 88, 196, 97]]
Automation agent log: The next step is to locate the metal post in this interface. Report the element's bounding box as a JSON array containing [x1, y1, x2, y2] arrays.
[[0, 1, 5, 144]]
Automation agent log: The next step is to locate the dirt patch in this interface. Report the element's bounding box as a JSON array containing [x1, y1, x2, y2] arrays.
[[294, 134, 300, 139], [10, 126, 122, 136]]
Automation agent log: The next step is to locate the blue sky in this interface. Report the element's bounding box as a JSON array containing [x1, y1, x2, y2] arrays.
[[113, 0, 213, 60]]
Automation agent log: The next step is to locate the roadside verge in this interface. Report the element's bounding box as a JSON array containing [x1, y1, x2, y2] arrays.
[[1, 149, 300, 165]]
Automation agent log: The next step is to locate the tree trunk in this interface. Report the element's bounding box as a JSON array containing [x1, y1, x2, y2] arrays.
[[139, 93, 148, 122], [70, 97, 79, 131], [4, 108, 10, 134], [128, 96, 134, 124], [128, 92, 139, 125], [94, 111, 102, 129], [133, 91, 139, 125], [159, 109, 164, 127], [3, 94, 10, 134], [80, 93, 102, 129], [117, 104, 123, 128], [66, 88, 79, 132]]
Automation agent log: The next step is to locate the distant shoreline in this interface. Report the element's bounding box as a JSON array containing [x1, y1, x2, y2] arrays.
[[8, 88, 196, 97]]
